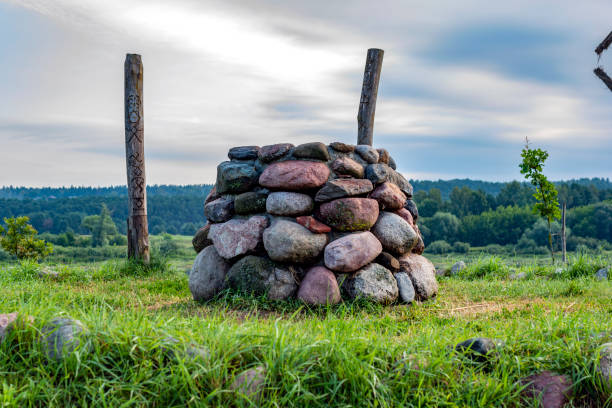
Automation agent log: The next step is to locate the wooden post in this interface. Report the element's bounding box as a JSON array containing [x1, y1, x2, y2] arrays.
[[124, 54, 150, 263], [357, 48, 384, 146], [561, 202, 567, 263]]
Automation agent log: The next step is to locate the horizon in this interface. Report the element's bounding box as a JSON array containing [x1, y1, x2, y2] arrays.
[[1, 1, 612, 187]]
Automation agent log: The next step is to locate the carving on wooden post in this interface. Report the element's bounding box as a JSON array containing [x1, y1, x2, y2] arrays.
[[124, 54, 150, 263], [357, 48, 384, 146]]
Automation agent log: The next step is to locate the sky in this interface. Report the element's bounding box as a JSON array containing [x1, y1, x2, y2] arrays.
[[1, 0, 611, 187]]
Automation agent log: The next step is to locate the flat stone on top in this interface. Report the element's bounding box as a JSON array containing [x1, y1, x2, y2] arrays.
[[292, 142, 330, 161]]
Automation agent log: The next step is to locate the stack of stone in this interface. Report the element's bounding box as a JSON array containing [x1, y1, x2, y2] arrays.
[[190, 142, 438, 305]]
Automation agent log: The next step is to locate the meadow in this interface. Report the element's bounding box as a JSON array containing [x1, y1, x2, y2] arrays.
[[0, 247, 611, 407]]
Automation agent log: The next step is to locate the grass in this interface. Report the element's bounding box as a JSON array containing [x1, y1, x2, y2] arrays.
[[0, 254, 611, 407]]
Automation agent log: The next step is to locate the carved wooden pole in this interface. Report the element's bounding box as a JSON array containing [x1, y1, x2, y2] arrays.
[[124, 54, 150, 263], [357, 48, 384, 146]]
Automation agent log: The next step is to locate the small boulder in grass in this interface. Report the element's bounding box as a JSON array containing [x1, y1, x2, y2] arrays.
[[455, 337, 504, 362], [519, 371, 573, 408], [41, 317, 90, 361], [450, 261, 466, 275], [297, 266, 341, 305], [596, 342, 612, 394], [230, 365, 267, 402]]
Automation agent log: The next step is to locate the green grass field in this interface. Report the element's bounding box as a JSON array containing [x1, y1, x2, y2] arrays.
[[1, 254, 611, 407]]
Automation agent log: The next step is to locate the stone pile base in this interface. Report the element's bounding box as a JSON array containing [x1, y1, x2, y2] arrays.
[[189, 141, 438, 305]]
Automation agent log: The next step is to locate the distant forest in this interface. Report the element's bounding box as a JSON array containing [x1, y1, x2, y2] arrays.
[[0, 178, 610, 251]]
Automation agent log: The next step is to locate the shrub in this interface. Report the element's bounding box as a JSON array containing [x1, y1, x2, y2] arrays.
[[0, 216, 53, 260], [452, 241, 470, 253], [427, 240, 452, 254]]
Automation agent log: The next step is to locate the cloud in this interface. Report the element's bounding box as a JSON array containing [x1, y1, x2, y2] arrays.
[[1, 0, 611, 187]]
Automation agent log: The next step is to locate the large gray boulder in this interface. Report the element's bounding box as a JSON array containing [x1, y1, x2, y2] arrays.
[[371, 212, 418, 255], [398, 254, 438, 301], [324, 231, 382, 273], [189, 246, 231, 301], [343, 263, 398, 304], [225, 256, 298, 300], [41, 317, 90, 361], [263, 219, 327, 263], [266, 192, 314, 216]]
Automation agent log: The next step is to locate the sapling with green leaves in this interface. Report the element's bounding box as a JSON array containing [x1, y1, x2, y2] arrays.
[[519, 138, 561, 263]]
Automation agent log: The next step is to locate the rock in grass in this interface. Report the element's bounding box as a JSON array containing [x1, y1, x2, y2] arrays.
[[263, 219, 327, 263], [324, 231, 382, 273], [316, 198, 379, 232], [292, 142, 330, 161], [225, 255, 298, 300], [596, 342, 612, 394], [595, 267, 609, 281], [343, 263, 398, 304], [0, 313, 18, 343], [315, 179, 373, 202], [204, 197, 234, 223], [455, 337, 503, 362], [209, 216, 268, 260], [228, 146, 260, 160], [189, 245, 231, 301], [519, 371, 572, 408], [41, 317, 89, 361], [215, 161, 259, 195], [192, 224, 212, 253], [450, 261, 466, 275], [371, 212, 418, 255], [259, 161, 330, 190], [394, 272, 415, 304], [297, 266, 341, 305], [266, 192, 314, 216], [234, 191, 268, 215], [230, 365, 267, 402], [398, 254, 438, 301]]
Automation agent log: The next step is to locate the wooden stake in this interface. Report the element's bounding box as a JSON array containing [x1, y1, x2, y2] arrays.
[[124, 54, 150, 263], [357, 48, 384, 146], [561, 202, 567, 264]]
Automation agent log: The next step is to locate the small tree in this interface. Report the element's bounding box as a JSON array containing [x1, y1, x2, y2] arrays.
[[0, 216, 53, 260], [81, 204, 119, 247], [519, 138, 561, 262]]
